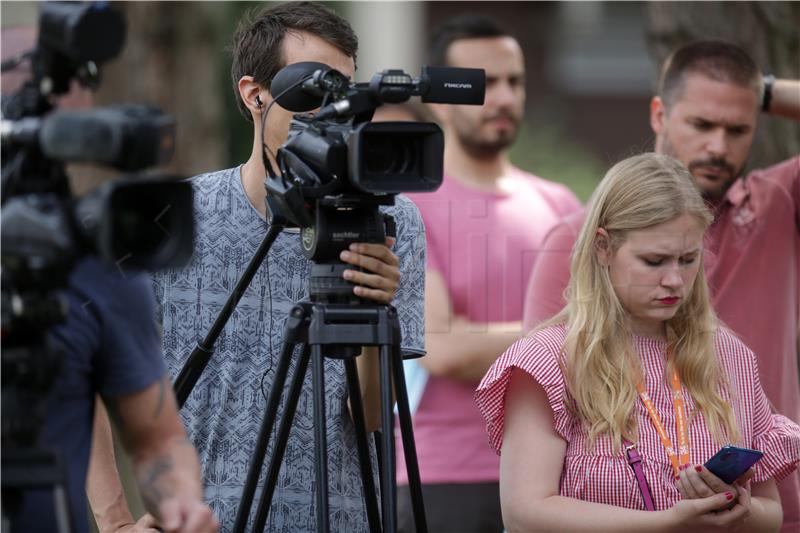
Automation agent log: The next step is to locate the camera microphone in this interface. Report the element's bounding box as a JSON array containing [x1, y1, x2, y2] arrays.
[[419, 67, 485, 105]]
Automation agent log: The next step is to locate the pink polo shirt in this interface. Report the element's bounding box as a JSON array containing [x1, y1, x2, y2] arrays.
[[399, 168, 581, 485], [522, 156, 800, 532]]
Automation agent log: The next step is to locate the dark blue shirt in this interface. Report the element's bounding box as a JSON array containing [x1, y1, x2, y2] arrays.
[[11, 258, 166, 533]]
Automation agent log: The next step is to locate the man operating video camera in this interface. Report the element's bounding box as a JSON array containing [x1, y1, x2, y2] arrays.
[[0, 3, 217, 532], [88, 2, 427, 532]]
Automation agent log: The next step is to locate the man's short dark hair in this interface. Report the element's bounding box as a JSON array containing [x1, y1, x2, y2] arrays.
[[230, 1, 358, 121], [658, 40, 760, 109], [429, 14, 508, 67]]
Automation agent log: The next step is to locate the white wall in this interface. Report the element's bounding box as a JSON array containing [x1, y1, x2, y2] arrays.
[[346, 1, 426, 82]]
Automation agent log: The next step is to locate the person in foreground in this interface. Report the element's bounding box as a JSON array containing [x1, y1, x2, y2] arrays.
[[521, 40, 800, 531], [1, 24, 217, 533], [476, 153, 800, 532]]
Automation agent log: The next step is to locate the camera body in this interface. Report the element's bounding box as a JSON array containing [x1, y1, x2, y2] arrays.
[[265, 62, 484, 270], [282, 117, 444, 198]]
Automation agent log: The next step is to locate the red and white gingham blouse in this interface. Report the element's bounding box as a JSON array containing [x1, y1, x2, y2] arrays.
[[475, 324, 800, 511]]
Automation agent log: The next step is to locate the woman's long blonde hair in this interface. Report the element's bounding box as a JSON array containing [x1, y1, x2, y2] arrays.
[[541, 153, 739, 450]]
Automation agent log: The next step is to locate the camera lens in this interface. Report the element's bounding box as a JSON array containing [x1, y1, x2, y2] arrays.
[[364, 134, 415, 175], [350, 121, 443, 194]]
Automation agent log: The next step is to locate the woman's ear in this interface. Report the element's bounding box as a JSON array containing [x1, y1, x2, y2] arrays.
[[595, 228, 612, 266]]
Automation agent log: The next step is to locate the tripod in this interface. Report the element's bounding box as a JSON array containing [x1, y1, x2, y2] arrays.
[[1, 447, 74, 533], [174, 224, 428, 533]]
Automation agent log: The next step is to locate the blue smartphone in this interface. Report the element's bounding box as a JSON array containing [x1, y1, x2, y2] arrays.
[[704, 445, 764, 484]]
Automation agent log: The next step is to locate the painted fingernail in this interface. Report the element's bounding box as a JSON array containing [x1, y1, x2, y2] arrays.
[[674, 475, 680, 481], [695, 465, 703, 472], [725, 492, 733, 500]]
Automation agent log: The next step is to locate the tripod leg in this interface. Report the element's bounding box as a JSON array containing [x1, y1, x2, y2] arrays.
[[344, 358, 381, 532], [252, 344, 311, 532], [379, 345, 397, 533], [311, 345, 330, 533], [233, 305, 308, 533], [53, 485, 75, 533], [393, 349, 428, 533]]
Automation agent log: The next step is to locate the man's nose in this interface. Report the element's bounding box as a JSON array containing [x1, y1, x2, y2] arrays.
[[705, 128, 729, 159], [488, 81, 517, 108]]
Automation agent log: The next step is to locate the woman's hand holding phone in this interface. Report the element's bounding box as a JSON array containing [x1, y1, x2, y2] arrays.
[[678, 444, 763, 502], [666, 490, 752, 532], [668, 469, 755, 532], [676, 463, 752, 507]]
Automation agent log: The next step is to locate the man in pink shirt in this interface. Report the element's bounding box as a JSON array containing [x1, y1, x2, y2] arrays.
[[398, 15, 581, 532], [523, 41, 800, 532]]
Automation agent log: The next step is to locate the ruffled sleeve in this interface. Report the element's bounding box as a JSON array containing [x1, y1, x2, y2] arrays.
[[748, 347, 800, 482], [475, 326, 571, 454], [753, 356, 800, 481], [752, 414, 800, 482]]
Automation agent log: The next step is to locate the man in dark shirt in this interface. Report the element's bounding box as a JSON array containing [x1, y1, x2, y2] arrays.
[[5, 258, 218, 533]]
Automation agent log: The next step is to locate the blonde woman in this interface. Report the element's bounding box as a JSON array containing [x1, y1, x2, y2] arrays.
[[475, 153, 799, 532]]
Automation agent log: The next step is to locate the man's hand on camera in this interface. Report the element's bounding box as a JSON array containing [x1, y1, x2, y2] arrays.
[[339, 236, 399, 303]]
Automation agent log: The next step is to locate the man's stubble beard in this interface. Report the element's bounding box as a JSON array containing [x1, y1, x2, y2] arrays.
[[455, 124, 518, 160], [660, 131, 746, 204]]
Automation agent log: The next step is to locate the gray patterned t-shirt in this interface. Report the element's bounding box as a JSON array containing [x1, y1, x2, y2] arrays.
[[152, 166, 426, 532]]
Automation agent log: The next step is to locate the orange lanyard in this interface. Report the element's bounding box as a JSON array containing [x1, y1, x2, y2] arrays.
[[636, 369, 690, 477]]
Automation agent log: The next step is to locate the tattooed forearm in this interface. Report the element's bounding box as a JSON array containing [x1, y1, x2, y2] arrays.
[[138, 455, 174, 509]]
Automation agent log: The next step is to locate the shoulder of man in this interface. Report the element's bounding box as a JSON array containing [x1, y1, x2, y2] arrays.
[[736, 156, 800, 215], [148, 167, 240, 297], [70, 257, 154, 309], [745, 156, 800, 189], [545, 209, 587, 243], [512, 167, 582, 214], [186, 166, 239, 192], [384, 193, 425, 235]]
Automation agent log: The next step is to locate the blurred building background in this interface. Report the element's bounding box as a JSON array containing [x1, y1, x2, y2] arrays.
[[1, 1, 798, 528], [3, 1, 798, 201]]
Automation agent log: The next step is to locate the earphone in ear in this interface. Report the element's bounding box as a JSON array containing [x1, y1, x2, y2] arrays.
[[255, 95, 263, 108]]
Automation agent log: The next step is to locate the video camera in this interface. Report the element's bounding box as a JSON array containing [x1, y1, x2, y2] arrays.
[[262, 61, 484, 299], [0, 1, 193, 513]]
